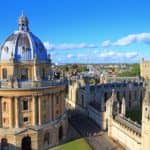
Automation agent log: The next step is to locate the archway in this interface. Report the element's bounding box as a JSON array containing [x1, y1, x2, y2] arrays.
[[21, 136, 31, 150], [59, 126, 63, 140], [1, 138, 9, 150]]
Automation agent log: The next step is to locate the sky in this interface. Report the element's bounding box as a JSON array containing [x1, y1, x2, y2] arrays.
[[0, 0, 150, 64]]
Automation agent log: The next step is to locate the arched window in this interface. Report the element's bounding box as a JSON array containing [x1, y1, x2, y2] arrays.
[[1, 138, 9, 150], [22, 136, 31, 150], [2, 68, 7, 79]]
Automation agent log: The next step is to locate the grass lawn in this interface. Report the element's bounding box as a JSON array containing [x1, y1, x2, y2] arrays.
[[126, 108, 142, 124], [57, 138, 92, 150]]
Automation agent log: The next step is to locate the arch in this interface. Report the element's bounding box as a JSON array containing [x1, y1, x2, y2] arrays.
[[59, 126, 63, 140], [44, 132, 50, 145], [1, 138, 9, 150], [21, 136, 31, 150]]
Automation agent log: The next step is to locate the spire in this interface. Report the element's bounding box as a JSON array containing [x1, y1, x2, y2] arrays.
[[18, 11, 29, 32]]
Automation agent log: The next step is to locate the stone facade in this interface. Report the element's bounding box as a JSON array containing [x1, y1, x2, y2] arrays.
[[0, 13, 68, 150]]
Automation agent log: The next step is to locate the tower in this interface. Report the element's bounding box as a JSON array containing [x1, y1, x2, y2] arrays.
[[142, 84, 150, 150], [0, 13, 68, 150]]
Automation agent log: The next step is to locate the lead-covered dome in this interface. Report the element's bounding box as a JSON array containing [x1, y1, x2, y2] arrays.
[[0, 13, 48, 61]]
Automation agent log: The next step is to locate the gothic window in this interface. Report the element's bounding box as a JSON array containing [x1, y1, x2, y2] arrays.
[[2, 68, 7, 79], [23, 100, 28, 110]]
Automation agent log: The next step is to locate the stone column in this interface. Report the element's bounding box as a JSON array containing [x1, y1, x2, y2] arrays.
[[61, 92, 65, 114], [0, 97, 2, 127], [38, 96, 42, 125], [51, 94, 54, 121], [32, 96, 37, 126], [49, 94, 52, 121], [53, 94, 56, 120], [9, 97, 13, 128], [15, 97, 19, 128]]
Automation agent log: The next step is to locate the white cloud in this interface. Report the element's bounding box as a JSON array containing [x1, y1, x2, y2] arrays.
[[99, 50, 138, 59], [101, 40, 112, 47], [44, 41, 97, 50], [101, 33, 150, 47], [66, 54, 74, 58], [43, 41, 55, 50]]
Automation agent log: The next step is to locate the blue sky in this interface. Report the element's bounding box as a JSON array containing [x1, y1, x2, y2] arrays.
[[0, 0, 150, 64]]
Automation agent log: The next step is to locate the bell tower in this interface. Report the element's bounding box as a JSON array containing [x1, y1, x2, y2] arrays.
[[142, 84, 150, 150]]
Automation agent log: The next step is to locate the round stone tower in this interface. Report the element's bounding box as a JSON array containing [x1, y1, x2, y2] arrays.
[[0, 13, 68, 150]]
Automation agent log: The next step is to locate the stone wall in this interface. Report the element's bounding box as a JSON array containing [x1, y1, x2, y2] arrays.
[[108, 117, 141, 150]]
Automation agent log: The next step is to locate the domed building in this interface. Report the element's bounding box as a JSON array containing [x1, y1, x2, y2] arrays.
[[0, 13, 68, 150]]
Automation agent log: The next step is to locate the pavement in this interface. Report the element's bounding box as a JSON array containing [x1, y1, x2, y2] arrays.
[[69, 114, 125, 150]]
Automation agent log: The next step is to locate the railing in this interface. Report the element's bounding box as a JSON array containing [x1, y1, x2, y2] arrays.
[[115, 115, 141, 135], [0, 79, 66, 89]]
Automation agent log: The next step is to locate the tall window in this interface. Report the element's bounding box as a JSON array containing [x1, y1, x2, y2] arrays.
[[21, 68, 28, 80], [23, 100, 28, 110], [42, 68, 46, 79], [2, 68, 7, 79]]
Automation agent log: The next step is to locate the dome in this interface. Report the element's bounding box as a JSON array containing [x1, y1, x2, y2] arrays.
[[0, 13, 48, 61]]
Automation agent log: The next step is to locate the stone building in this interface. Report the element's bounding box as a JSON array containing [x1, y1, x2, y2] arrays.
[[67, 77, 144, 127], [0, 13, 68, 150], [66, 76, 150, 150]]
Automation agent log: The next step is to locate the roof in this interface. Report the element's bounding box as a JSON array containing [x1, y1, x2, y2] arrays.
[[0, 13, 48, 61]]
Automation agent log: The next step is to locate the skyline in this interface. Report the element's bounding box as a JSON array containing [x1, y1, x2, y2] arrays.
[[0, 0, 150, 64]]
